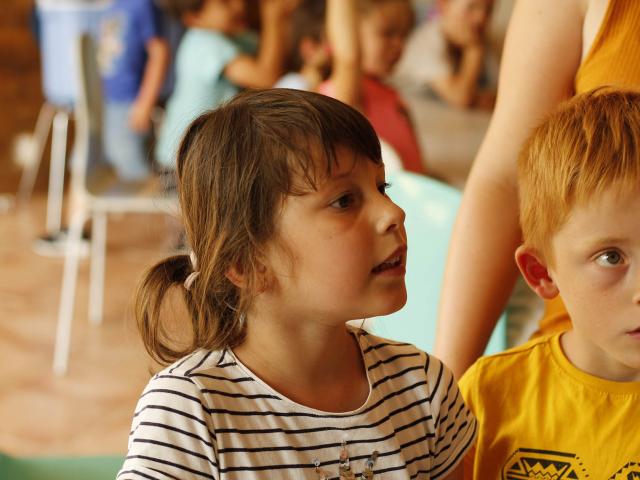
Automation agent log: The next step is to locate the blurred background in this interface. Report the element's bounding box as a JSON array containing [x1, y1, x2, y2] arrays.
[[0, 0, 515, 463]]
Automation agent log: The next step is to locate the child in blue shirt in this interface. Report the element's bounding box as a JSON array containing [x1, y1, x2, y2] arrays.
[[98, 0, 169, 181], [154, 0, 293, 170]]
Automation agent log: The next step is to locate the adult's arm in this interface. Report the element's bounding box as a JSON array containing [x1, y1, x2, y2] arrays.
[[435, 0, 585, 379]]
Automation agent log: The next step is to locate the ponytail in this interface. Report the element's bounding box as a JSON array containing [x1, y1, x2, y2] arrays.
[[135, 254, 192, 365], [135, 250, 247, 366]]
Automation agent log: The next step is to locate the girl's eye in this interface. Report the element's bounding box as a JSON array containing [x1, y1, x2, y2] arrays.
[[330, 193, 355, 210], [595, 250, 624, 267], [378, 182, 391, 195]]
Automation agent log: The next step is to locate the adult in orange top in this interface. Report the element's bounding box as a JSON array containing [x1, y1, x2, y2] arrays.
[[435, 0, 640, 379]]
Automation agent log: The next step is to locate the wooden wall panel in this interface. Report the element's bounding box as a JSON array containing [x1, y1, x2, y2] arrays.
[[0, 1, 45, 194]]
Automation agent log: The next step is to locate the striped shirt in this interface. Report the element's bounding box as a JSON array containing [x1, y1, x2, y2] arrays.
[[117, 329, 476, 479]]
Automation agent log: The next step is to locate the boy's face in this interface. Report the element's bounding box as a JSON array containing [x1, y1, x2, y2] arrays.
[[196, 0, 246, 34], [440, 0, 493, 47], [520, 188, 640, 382]]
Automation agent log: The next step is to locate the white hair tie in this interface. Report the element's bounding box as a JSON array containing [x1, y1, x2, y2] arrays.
[[184, 251, 200, 291]]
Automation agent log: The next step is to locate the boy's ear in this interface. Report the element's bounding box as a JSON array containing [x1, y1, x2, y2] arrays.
[[514, 245, 559, 300]]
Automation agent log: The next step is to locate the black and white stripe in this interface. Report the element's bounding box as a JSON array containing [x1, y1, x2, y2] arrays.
[[118, 328, 476, 479]]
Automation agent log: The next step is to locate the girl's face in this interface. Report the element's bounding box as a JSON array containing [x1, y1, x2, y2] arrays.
[[440, 0, 493, 47], [261, 147, 408, 324], [196, 0, 247, 34], [359, 1, 414, 78]]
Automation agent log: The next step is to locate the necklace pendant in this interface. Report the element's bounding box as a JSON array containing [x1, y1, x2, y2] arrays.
[[338, 438, 356, 479], [362, 450, 379, 479], [313, 458, 329, 480], [339, 470, 356, 480]]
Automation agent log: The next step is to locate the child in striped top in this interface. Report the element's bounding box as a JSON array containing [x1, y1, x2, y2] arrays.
[[118, 89, 475, 480]]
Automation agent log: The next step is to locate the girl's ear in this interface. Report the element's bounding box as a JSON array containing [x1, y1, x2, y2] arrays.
[[226, 262, 273, 293], [515, 245, 559, 300], [225, 265, 247, 289]]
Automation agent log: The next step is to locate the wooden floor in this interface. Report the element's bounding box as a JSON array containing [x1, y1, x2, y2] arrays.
[[0, 194, 175, 456]]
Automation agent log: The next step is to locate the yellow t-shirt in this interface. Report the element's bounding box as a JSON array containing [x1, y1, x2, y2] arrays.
[[459, 333, 640, 479]]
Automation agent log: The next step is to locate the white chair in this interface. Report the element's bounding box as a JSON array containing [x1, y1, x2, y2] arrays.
[[18, 1, 111, 236], [53, 34, 177, 375]]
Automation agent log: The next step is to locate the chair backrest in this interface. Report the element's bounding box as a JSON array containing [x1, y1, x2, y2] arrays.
[[370, 171, 506, 355], [70, 33, 103, 195]]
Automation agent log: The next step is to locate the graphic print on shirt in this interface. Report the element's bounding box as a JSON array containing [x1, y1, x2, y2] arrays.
[[502, 448, 588, 480], [609, 462, 640, 479], [98, 14, 125, 75]]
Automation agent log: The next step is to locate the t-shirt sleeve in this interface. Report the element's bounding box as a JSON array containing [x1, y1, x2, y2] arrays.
[[134, 0, 160, 44], [425, 354, 477, 479], [117, 373, 219, 480], [200, 33, 241, 82]]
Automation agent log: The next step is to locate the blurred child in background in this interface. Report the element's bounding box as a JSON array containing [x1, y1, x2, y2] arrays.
[[98, 0, 169, 182], [154, 0, 294, 171], [394, 0, 496, 110], [320, 0, 426, 175], [274, 0, 329, 91]]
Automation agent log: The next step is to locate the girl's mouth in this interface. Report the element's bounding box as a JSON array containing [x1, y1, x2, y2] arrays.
[[372, 255, 402, 273]]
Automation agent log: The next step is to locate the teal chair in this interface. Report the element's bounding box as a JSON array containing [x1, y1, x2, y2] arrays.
[[371, 171, 507, 355], [0, 453, 123, 480]]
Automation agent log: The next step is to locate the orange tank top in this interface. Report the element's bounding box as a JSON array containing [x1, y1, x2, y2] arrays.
[[536, 0, 640, 339]]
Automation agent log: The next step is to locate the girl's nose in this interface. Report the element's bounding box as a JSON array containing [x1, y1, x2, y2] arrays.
[[377, 197, 406, 234], [633, 269, 640, 305]]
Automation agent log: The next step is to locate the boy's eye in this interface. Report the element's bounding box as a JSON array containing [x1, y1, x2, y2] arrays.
[[330, 193, 355, 209], [595, 250, 624, 267], [378, 182, 391, 195]]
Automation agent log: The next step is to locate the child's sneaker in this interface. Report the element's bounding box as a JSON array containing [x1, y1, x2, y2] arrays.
[[32, 229, 90, 258]]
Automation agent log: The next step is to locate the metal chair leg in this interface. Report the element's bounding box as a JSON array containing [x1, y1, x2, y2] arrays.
[[46, 110, 70, 235], [53, 206, 87, 375], [89, 211, 106, 325], [17, 102, 56, 205]]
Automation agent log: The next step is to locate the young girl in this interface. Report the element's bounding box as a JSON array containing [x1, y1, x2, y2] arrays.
[[117, 89, 475, 479], [154, 0, 293, 170], [320, 0, 426, 175]]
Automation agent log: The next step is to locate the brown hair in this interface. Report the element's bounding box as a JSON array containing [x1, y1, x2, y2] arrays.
[[136, 89, 381, 365], [518, 88, 640, 264], [155, 0, 204, 19]]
